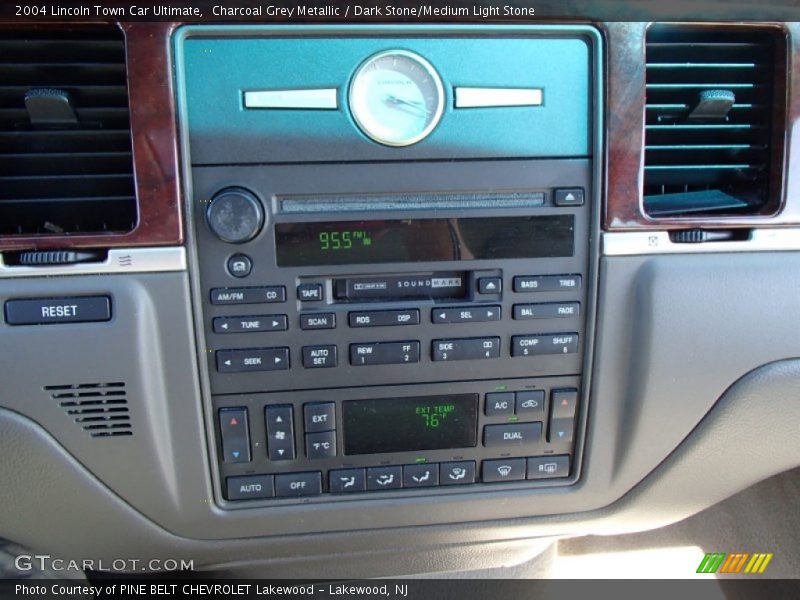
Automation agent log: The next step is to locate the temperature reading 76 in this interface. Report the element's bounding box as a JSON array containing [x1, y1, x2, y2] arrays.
[[319, 230, 373, 251]]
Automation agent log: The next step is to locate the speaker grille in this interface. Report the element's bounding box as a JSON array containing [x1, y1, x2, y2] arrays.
[[46, 381, 131, 438]]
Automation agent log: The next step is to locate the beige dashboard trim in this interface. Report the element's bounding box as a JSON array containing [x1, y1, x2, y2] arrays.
[[603, 229, 800, 256], [0, 247, 187, 278]]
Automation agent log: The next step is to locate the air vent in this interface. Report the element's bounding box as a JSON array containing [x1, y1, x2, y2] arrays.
[[46, 382, 132, 438], [644, 25, 784, 217], [0, 26, 136, 236]]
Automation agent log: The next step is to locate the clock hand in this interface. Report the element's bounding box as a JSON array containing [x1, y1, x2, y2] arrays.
[[384, 94, 430, 117]]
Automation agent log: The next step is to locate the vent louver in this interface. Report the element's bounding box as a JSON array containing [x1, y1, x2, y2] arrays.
[[644, 26, 782, 217], [46, 382, 132, 438], [0, 26, 136, 236]]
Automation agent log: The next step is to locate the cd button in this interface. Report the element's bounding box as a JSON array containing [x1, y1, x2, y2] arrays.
[[482, 458, 526, 483], [439, 461, 476, 485]]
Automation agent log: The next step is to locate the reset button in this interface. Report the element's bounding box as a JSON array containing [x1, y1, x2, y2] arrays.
[[4, 296, 111, 325]]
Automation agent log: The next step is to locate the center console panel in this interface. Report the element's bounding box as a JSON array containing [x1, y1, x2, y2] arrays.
[[178, 25, 601, 508]]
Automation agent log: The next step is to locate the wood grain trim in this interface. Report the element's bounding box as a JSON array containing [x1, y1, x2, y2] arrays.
[[0, 22, 183, 251], [603, 22, 800, 230]]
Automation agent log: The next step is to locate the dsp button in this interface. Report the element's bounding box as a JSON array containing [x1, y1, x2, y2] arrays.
[[511, 333, 579, 357], [275, 472, 322, 497], [483, 422, 542, 449], [349, 309, 419, 328], [225, 475, 274, 501], [350, 341, 420, 366], [213, 315, 288, 334], [432, 337, 501, 361], [5, 296, 110, 325], [432, 306, 500, 324], [302, 345, 337, 368], [513, 275, 581, 293], [216, 348, 289, 372]]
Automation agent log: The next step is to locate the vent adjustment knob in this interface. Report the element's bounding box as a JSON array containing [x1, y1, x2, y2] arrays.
[[206, 188, 264, 244]]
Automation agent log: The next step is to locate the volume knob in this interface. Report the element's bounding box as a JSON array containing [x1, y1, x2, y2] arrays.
[[206, 188, 264, 244]]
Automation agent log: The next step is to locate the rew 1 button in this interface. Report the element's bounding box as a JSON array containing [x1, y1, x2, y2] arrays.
[[216, 348, 289, 372]]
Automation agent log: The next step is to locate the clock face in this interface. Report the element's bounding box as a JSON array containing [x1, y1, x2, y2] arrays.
[[349, 50, 445, 147]]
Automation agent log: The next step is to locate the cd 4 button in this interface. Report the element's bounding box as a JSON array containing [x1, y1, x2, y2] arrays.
[[432, 306, 500, 324], [432, 337, 501, 361]]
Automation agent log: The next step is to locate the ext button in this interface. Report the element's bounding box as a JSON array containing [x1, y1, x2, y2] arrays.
[[516, 390, 545, 416], [513, 302, 580, 320], [367, 466, 403, 490], [483, 422, 542, 449], [297, 283, 324, 302], [305, 430, 336, 459], [299, 312, 336, 330], [439, 461, 476, 485], [485, 392, 515, 416], [551, 389, 578, 419], [5, 295, 111, 326], [511, 333, 579, 357], [432, 306, 500, 324], [350, 341, 420, 366], [302, 345, 337, 368], [212, 315, 288, 334], [513, 275, 581, 293], [265, 405, 295, 461], [216, 348, 290, 372], [482, 458, 526, 483], [554, 187, 585, 206], [218, 407, 250, 463], [329, 468, 366, 493], [304, 402, 335, 433], [432, 337, 501, 361], [210, 286, 286, 305], [527, 455, 570, 479], [349, 309, 420, 328], [403, 464, 439, 488], [225, 475, 274, 501], [275, 472, 322, 497]]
